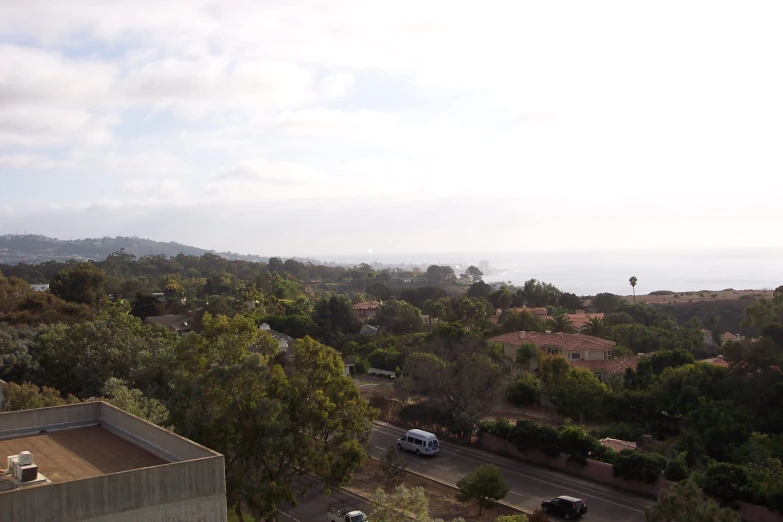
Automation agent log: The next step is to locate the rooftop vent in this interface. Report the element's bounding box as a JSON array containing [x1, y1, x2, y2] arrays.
[[7, 451, 38, 482]]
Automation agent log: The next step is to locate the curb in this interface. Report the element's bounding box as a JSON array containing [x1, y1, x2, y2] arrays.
[[368, 454, 533, 515]]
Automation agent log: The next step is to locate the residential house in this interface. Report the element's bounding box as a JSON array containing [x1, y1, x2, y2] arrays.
[[258, 323, 295, 359], [700, 355, 730, 368], [360, 324, 379, 336], [599, 438, 637, 453], [488, 331, 636, 383], [143, 314, 194, 335], [702, 329, 718, 349], [351, 301, 382, 322], [721, 332, 745, 344], [566, 310, 604, 331], [29, 284, 49, 293]]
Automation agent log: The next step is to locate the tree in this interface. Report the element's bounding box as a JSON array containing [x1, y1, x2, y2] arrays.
[[467, 281, 492, 299], [644, 480, 741, 522], [538, 354, 570, 392], [425, 265, 457, 285], [312, 295, 361, 343], [593, 293, 624, 313], [381, 444, 408, 490], [375, 300, 424, 334], [499, 310, 543, 334], [466, 265, 483, 281], [422, 299, 443, 331], [177, 336, 377, 521], [488, 287, 514, 312], [102, 377, 169, 425], [370, 485, 429, 522], [552, 368, 607, 424], [514, 342, 540, 373], [130, 292, 165, 318], [1, 381, 78, 411], [701, 462, 751, 506], [613, 450, 666, 484], [505, 374, 542, 407], [405, 350, 504, 439], [581, 316, 609, 337], [456, 465, 510, 515], [50, 262, 106, 307], [546, 313, 575, 333], [558, 292, 583, 311], [629, 276, 638, 304]]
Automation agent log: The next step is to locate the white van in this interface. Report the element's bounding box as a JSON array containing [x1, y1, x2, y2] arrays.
[[397, 429, 439, 456]]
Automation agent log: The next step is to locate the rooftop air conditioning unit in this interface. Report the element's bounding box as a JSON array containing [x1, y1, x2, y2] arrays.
[[7, 451, 38, 482]]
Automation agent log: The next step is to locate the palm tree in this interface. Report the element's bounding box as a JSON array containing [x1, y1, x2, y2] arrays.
[[581, 316, 608, 337], [422, 299, 446, 331], [546, 313, 575, 333], [629, 276, 638, 304], [515, 342, 541, 374]]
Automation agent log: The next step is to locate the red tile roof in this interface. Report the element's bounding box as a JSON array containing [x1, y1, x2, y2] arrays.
[[568, 312, 604, 331], [352, 301, 382, 311], [488, 331, 616, 352], [700, 355, 730, 368], [570, 356, 639, 374], [599, 438, 637, 452], [721, 332, 738, 342]]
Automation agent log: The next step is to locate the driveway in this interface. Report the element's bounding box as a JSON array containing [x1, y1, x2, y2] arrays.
[[369, 424, 653, 522]]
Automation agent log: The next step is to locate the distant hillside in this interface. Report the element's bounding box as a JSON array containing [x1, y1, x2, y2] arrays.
[[0, 234, 306, 265]]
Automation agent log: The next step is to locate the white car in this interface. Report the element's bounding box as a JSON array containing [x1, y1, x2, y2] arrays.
[[327, 503, 367, 522], [396, 429, 440, 456]]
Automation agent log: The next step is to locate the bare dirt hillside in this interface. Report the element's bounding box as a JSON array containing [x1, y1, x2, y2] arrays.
[[621, 289, 773, 305]]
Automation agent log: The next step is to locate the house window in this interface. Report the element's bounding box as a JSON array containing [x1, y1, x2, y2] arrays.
[[593, 372, 603, 382], [569, 352, 581, 360], [547, 347, 559, 355]]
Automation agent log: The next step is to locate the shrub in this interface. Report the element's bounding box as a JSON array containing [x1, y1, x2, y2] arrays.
[[558, 424, 598, 466], [665, 457, 690, 482], [591, 422, 647, 442], [510, 420, 561, 458], [456, 465, 510, 515], [590, 443, 617, 465], [613, 450, 667, 484], [480, 418, 514, 440], [505, 374, 542, 407], [701, 462, 751, 506]]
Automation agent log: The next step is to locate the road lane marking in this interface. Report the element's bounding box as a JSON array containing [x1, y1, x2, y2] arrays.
[[276, 509, 300, 521], [371, 426, 646, 514]]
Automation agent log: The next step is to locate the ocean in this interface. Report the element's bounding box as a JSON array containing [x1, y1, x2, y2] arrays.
[[318, 249, 783, 296]]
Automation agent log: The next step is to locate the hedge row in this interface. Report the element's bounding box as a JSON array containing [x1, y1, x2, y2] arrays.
[[480, 418, 673, 484]]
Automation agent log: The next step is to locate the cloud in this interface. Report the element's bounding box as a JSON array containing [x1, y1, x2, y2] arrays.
[[319, 72, 355, 99], [1, 1, 782, 254]]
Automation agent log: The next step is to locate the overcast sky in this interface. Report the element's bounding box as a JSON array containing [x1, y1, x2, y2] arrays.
[[1, 1, 782, 257]]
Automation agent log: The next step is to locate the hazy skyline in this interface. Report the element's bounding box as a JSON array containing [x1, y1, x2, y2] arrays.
[[2, 1, 782, 257]]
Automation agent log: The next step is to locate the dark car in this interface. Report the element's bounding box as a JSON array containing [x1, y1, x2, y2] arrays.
[[540, 496, 588, 519]]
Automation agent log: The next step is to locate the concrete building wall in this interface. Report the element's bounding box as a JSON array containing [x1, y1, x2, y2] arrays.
[[99, 402, 216, 462], [0, 402, 102, 438], [0, 456, 227, 522]]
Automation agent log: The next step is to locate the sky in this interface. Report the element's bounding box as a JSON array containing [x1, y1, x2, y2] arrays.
[[1, 0, 782, 257]]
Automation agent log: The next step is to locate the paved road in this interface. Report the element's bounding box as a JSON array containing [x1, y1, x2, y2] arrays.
[[277, 477, 372, 522], [369, 424, 652, 522]]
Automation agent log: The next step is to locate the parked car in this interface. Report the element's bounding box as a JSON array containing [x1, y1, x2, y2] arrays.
[[327, 503, 367, 522], [540, 495, 588, 519], [397, 429, 440, 456]]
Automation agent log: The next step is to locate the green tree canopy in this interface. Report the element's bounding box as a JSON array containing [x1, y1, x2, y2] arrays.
[[50, 262, 106, 306], [644, 480, 741, 522], [456, 464, 510, 515]]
